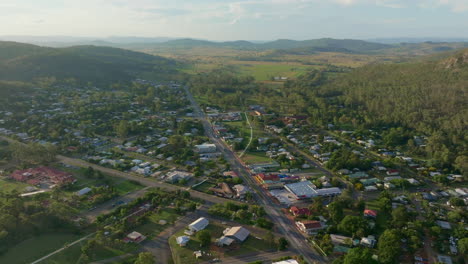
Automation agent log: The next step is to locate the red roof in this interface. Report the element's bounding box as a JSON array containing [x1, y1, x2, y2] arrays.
[[258, 173, 280, 181], [10, 167, 75, 185], [290, 206, 311, 216], [364, 209, 378, 217]]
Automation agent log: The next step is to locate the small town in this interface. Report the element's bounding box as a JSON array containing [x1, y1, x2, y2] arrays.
[[0, 76, 466, 264]]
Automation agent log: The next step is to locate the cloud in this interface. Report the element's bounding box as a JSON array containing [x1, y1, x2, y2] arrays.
[[437, 0, 468, 12]]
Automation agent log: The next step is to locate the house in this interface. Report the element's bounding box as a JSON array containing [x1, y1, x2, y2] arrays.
[[296, 220, 325, 234], [223, 226, 250, 242], [364, 209, 377, 218], [76, 187, 92, 196], [436, 220, 451, 230], [176, 236, 190, 247], [233, 184, 250, 198], [124, 231, 146, 243], [209, 183, 235, 198], [330, 234, 353, 246], [165, 170, 193, 183], [216, 236, 235, 247], [386, 169, 400, 176], [195, 143, 217, 153], [188, 217, 209, 232], [10, 167, 76, 186], [290, 206, 311, 217], [360, 235, 377, 248]]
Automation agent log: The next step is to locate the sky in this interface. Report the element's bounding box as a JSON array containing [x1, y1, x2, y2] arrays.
[[1, 0, 468, 41]]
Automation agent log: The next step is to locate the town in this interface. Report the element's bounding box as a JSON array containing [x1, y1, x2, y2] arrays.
[[0, 75, 466, 264]]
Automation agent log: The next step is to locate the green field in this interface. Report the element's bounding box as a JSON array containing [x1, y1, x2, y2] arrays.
[[192, 181, 216, 193], [114, 180, 144, 195], [234, 62, 314, 81], [0, 178, 30, 192], [0, 233, 83, 264], [241, 152, 272, 164]]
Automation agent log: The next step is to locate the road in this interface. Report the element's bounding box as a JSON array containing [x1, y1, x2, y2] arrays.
[[210, 250, 294, 264], [184, 86, 326, 264], [57, 155, 242, 206]]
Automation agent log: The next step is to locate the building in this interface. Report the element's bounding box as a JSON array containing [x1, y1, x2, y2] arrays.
[[165, 170, 193, 183], [216, 236, 235, 247], [285, 181, 341, 199], [176, 236, 190, 247], [364, 209, 378, 218], [209, 183, 235, 198], [223, 226, 250, 242], [195, 143, 217, 153], [233, 184, 250, 198], [76, 187, 92, 196], [290, 206, 311, 217], [360, 235, 377, 248], [330, 234, 353, 245], [188, 217, 209, 232], [123, 231, 146, 243], [273, 260, 300, 264], [296, 220, 325, 234], [10, 167, 76, 186]]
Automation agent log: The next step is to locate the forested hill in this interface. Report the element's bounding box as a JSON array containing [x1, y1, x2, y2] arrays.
[[0, 41, 178, 84], [303, 49, 467, 169]]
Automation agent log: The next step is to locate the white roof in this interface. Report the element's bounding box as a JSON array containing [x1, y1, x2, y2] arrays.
[[224, 226, 250, 242], [273, 260, 300, 264], [176, 236, 190, 245], [77, 187, 92, 196], [127, 231, 143, 240], [189, 217, 209, 232]]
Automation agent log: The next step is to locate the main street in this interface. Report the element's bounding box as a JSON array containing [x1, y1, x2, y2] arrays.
[[184, 86, 326, 264]]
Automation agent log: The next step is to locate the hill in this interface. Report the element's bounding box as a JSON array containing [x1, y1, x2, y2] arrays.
[[286, 49, 467, 169], [0, 42, 178, 83], [148, 38, 391, 53]]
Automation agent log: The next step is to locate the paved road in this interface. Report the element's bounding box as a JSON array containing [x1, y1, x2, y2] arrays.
[[184, 86, 326, 264]]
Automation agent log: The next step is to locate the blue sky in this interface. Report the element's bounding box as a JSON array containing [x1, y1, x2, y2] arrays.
[[1, 0, 468, 40]]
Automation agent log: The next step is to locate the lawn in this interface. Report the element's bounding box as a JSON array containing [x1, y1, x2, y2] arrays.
[[0, 233, 83, 264], [192, 181, 216, 193], [241, 152, 272, 164], [0, 178, 30, 192], [134, 208, 182, 239], [114, 180, 143, 195]]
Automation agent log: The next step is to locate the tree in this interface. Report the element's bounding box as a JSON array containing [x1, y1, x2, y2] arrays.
[[278, 237, 288, 251], [458, 237, 468, 256], [116, 120, 129, 138], [134, 252, 154, 264], [391, 206, 409, 228], [378, 229, 401, 264], [449, 197, 465, 207], [338, 215, 367, 237], [343, 248, 375, 264], [328, 201, 344, 223], [196, 230, 211, 247]]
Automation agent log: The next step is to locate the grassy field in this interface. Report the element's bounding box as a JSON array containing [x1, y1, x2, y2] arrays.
[[0, 178, 30, 192], [241, 152, 272, 164], [231, 61, 315, 81], [192, 181, 216, 193], [114, 180, 144, 195], [0, 233, 83, 264], [134, 208, 182, 239]]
